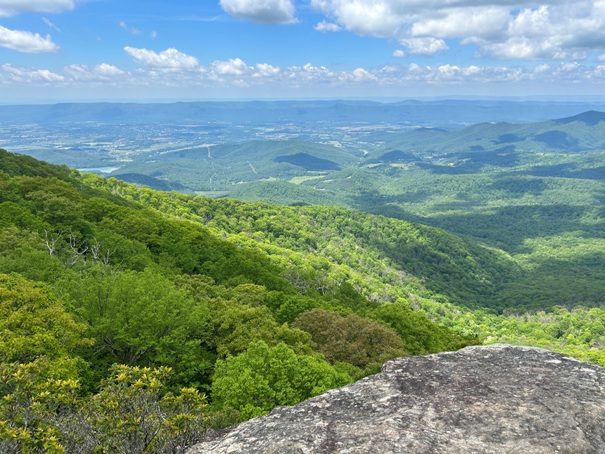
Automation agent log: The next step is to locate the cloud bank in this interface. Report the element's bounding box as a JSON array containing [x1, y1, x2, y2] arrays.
[[219, 0, 296, 24], [5, 55, 605, 97], [311, 0, 605, 60]]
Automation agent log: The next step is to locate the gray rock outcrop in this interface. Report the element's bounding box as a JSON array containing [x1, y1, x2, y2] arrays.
[[189, 345, 605, 453]]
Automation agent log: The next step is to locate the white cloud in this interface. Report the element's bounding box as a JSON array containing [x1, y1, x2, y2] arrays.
[[400, 37, 448, 56], [311, 0, 401, 37], [437, 64, 461, 79], [0, 25, 58, 52], [125, 57, 605, 91], [315, 20, 341, 32], [42, 17, 61, 33], [349, 67, 377, 82], [276, 63, 335, 87], [219, 0, 296, 24], [124, 47, 200, 70], [0, 0, 75, 16], [406, 63, 430, 76], [120, 21, 142, 36], [392, 49, 405, 57], [561, 62, 580, 72], [311, 0, 605, 60], [8, 58, 605, 97], [2, 63, 64, 82], [254, 63, 280, 77], [212, 58, 250, 75], [65, 63, 125, 80], [413, 7, 509, 41], [299, 63, 333, 77]]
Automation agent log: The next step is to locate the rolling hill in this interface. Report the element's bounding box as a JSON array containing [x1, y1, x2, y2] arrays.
[[109, 140, 362, 191], [381, 110, 605, 159]]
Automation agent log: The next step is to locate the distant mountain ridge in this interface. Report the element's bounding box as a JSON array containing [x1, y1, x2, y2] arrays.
[[103, 109, 605, 192], [382, 110, 605, 156], [3, 100, 605, 126], [555, 110, 605, 126]]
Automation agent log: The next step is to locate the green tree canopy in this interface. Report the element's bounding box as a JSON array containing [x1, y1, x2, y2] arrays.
[[0, 273, 91, 453], [55, 268, 214, 389], [211, 341, 351, 419]]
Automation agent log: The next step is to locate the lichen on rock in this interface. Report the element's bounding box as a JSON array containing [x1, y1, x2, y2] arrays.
[[188, 345, 605, 453]]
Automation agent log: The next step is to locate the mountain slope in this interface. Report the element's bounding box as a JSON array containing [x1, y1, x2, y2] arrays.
[[382, 110, 605, 157], [0, 148, 476, 376], [110, 140, 362, 191], [3, 149, 605, 379]]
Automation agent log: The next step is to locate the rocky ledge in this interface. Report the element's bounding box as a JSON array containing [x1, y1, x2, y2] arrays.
[[188, 345, 605, 453]]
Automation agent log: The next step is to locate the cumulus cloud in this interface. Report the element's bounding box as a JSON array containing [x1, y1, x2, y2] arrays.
[[349, 67, 377, 82], [65, 63, 125, 80], [219, 0, 296, 24], [411, 7, 509, 41], [0, 25, 58, 52], [0, 0, 75, 16], [254, 63, 280, 77], [310, 0, 605, 60], [315, 20, 341, 32], [8, 58, 605, 96], [124, 47, 200, 70], [311, 0, 401, 37], [437, 64, 461, 79], [2, 63, 64, 82], [212, 58, 250, 75], [399, 37, 448, 56]]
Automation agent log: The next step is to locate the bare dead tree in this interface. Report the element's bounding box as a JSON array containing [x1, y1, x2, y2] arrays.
[[63, 230, 89, 268], [90, 238, 114, 267], [43, 229, 62, 256]]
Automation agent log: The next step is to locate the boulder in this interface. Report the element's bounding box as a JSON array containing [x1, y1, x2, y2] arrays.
[[188, 345, 605, 453]]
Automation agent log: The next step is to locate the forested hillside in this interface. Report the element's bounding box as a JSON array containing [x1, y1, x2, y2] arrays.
[[110, 140, 362, 192], [220, 113, 605, 312], [0, 149, 473, 453], [2, 149, 605, 452]]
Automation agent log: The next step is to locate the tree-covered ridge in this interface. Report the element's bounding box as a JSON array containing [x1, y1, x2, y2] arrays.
[[82, 173, 520, 309], [76, 159, 605, 360], [382, 110, 605, 156], [0, 149, 473, 452], [108, 140, 362, 193], [84, 157, 605, 355], [221, 144, 605, 311]]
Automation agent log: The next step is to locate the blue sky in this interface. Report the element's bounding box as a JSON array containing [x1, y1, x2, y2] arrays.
[[2, 0, 605, 101]]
